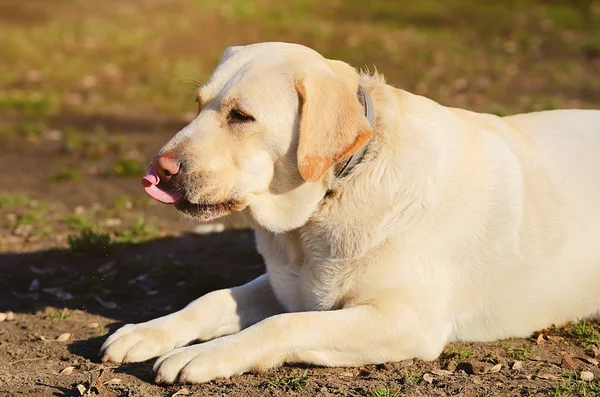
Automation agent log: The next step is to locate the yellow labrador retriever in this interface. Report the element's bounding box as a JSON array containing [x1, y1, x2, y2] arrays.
[[100, 42, 600, 384]]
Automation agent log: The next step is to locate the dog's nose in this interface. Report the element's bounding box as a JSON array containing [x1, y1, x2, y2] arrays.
[[153, 153, 181, 181]]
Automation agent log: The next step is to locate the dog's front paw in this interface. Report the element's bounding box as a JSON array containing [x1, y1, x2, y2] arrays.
[[100, 321, 182, 364], [153, 339, 247, 384]]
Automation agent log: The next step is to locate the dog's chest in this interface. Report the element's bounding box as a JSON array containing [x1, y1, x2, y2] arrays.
[[256, 230, 360, 312]]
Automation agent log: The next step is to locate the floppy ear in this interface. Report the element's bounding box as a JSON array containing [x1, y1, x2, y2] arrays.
[[295, 70, 373, 183]]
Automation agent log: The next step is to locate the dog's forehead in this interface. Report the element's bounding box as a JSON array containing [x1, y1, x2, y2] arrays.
[[198, 42, 325, 101]]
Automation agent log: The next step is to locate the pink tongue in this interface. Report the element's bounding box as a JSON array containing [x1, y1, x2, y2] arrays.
[[141, 167, 181, 204]]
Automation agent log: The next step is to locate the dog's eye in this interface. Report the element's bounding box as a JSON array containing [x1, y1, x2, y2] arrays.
[[228, 108, 255, 124]]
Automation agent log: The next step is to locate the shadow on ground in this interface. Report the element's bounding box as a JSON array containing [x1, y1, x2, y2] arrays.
[[0, 229, 264, 355]]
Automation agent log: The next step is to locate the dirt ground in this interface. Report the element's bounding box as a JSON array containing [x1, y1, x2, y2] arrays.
[[1, 1, 600, 396]]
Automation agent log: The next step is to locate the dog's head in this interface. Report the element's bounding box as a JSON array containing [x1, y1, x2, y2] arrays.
[[142, 42, 373, 232]]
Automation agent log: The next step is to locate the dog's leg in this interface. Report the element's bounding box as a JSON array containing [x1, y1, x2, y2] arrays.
[[100, 274, 283, 363], [153, 303, 443, 384]]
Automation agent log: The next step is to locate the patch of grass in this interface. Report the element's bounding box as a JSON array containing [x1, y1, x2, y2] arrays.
[[458, 346, 473, 360], [94, 325, 109, 341], [554, 374, 600, 397], [104, 157, 146, 177], [46, 308, 77, 320], [0, 194, 29, 208], [49, 168, 82, 182], [68, 229, 115, 255], [1, 121, 47, 140], [63, 128, 129, 160], [109, 196, 134, 210], [263, 370, 310, 392], [403, 367, 423, 386], [370, 386, 400, 397], [7, 204, 48, 229], [116, 218, 160, 243], [513, 345, 531, 361], [572, 319, 600, 346], [0, 90, 55, 115], [63, 213, 95, 231]]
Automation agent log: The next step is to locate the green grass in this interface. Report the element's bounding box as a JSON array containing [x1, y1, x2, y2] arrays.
[[403, 367, 423, 386], [7, 204, 49, 231], [370, 386, 400, 397], [263, 370, 310, 392], [445, 344, 473, 361], [554, 374, 600, 397], [104, 157, 146, 178], [0, 90, 56, 115], [49, 168, 82, 182], [46, 308, 79, 320], [0, 0, 597, 124], [0, 121, 47, 140], [459, 346, 473, 360], [115, 218, 160, 243], [67, 229, 114, 255], [62, 128, 129, 160], [109, 196, 134, 210], [94, 325, 109, 341], [63, 213, 95, 231], [513, 345, 531, 361], [0, 194, 29, 208], [572, 319, 600, 346]]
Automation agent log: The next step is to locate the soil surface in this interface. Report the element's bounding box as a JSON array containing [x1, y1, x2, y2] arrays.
[[1, 1, 600, 396]]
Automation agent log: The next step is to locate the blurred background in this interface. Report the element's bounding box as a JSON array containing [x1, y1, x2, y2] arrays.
[[0, 2, 599, 395], [1, 0, 599, 226]]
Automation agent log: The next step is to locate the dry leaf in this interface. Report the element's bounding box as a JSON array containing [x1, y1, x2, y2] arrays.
[[86, 322, 100, 329], [56, 333, 71, 342], [29, 266, 52, 275], [489, 363, 502, 373], [60, 366, 75, 375], [357, 368, 371, 377], [536, 373, 559, 381], [6, 311, 15, 321], [42, 287, 74, 301], [172, 388, 191, 396], [423, 373, 434, 384], [76, 384, 87, 395], [95, 297, 118, 309], [431, 369, 453, 376], [39, 335, 48, 341], [536, 333, 546, 345], [573, 355, 599, 366], [104, 378, 122, 385], [98, 261, 116, 274], [0, 313, 6, 322], [512, 361, 523, 370], [29, 279, 40, 291], [561, 353, 578, 369]]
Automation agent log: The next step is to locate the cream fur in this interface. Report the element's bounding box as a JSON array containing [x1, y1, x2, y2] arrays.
[[100, 42, 600, 384]]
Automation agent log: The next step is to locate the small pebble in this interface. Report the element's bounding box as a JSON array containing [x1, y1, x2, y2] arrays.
[[512, 361, 523, 370], [580, 371, 594, 382]]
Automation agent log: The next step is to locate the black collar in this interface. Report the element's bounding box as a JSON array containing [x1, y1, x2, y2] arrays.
[[335, 85, 375, 179]]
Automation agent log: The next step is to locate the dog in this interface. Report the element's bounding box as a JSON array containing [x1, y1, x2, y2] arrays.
[[100, 42, 600, 384]]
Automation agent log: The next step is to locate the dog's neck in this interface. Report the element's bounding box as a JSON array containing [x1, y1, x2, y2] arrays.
[[334, 85, 375, 179]]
